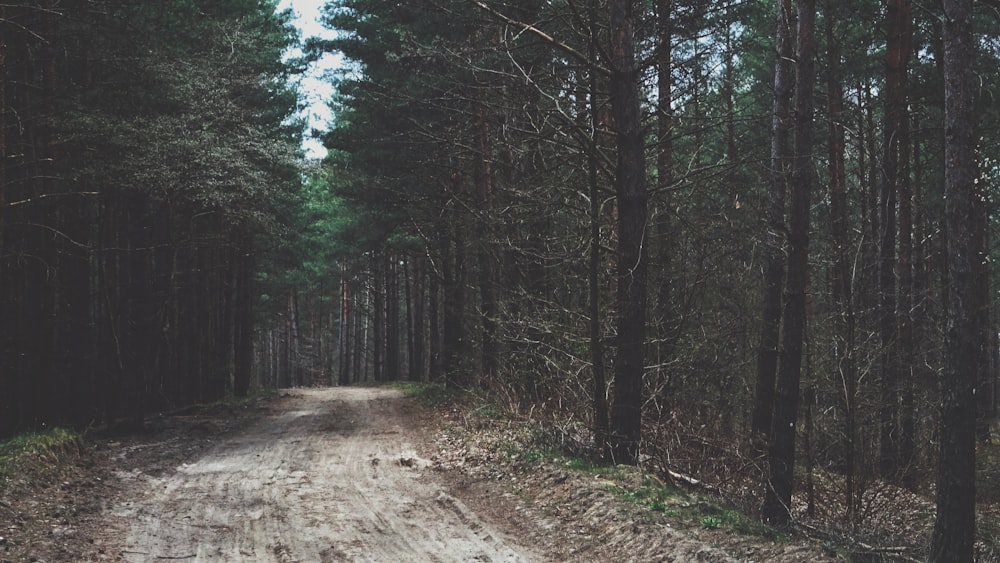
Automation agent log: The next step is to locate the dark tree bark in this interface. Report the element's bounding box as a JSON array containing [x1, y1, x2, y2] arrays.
[[429, 253, 442, 380], [233, 234, 254, 397], [0, 7, 5, 262], [404, 257, 415, 380], [607, 0, 649, 465], [473, 97, 498, 382], [860, 85, 881, 321], [441, 186, 468, 386], [911, 104, 932, 468], [653, 0, 674, 412], [823, 0, 858, 517], [352, 277, 365, 381], [931, 0, 977, 558], [878, 0, 912, 482], [762, 0, 815, 527], [338, 261, 352, 386], [288, 287, 302, 387], [588, 2, 608, 450], [408, 256, 427, 382], [975, 201, 996, 440], [752, 0, 793, 453], [897, 81, 916, 488], [373, 253, 385, 382], [386, 253, 401, 381], [973, 154, 995, 440]]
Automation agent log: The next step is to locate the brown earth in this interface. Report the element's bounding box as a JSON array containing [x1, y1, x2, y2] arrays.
[[1, 387, 834, 562]]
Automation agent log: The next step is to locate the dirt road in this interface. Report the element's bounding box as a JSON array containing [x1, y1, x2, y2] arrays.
[[114, 388, 534, 562], [2, 387, 836, 562]]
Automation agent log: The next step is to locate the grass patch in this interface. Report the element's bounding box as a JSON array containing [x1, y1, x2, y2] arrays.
[[223, 387, 278, 408], [0, 427, 79, 461], [173, 387, 279, 416], [701, 515, 722, 530], [503, 445, 561, 464], [564, 456, 601, 472], [0, 428, 81, 488], [469, 404, 501, 419], [562, 455, 633, 481], [467, 420, 776, 540], [600, 475, 786, 541], [502, 446, 635, 478], [391, 381, 466, 407], [608, 479, 681, 514]]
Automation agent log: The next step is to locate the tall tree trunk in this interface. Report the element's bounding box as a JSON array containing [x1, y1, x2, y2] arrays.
[[386, 254, 401, 381], [607, 0, 649, 465], [410, 256, 427, 381], [752, 0, 794, 454], [588, 3, 608, 450], [859, 85, 880, 322], [442, 193, 467, 386], [932, 1, 977, 558], [974, 177, 994, 440], [0, 8, 6, 262], [127, 202, 152, 419], [355, 277, 366, 381], [233, 233, 254, 397], [473, 97, 498, 383], [429, 255, 442, 380], [878, 0, 912, 482], [824, 0, 858, 518], [0, 14, 9, 427], [373, 252, 385, 382], [289, 287, 302, 387], [976, 214, 997, 439], [897, 83, 916, 489], [762, 0, 815, 527], [404, 257, 415, 381], [270, 330, 279, 388], [911, 104, 931, 474], [279, 312, 291, 388], [653, 0, 674, 412], [339, 261, 352, 386]]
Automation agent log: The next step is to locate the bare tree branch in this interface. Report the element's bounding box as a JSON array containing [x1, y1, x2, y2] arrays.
[[464, 0, 609, 76]]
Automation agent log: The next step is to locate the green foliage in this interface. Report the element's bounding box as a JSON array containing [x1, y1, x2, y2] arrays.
[[564, 456, 608, 474], [602, 477, 785, 541], [256, 171, 342, 307], [468, 404, 502, 420], [311, 0, 496, 266], [52, 0, 303, 232], [392, 382, 466, 408], [606, 478, 680, 514], [0, 429, 81, 487], [189, 388, 280, 415], [0, 0, 305, 434], [701, 516, 722, 530]]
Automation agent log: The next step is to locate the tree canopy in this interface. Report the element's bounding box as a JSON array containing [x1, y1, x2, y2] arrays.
[[0, 0, 301, 429]]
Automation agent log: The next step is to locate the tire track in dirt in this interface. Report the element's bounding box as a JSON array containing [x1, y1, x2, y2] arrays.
[[115, 387, 533, 562]]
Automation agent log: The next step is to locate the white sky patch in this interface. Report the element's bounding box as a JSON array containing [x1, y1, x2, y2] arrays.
[[278, 0, 340, 160]]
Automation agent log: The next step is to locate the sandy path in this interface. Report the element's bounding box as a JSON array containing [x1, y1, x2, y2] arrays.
[[114, 387, 533, 562]]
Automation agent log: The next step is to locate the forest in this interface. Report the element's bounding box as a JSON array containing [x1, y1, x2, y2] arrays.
[[0, 0, 998, 560]]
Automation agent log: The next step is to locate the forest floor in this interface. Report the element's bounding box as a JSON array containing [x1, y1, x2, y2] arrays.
[[2, 386, 839, 562]]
